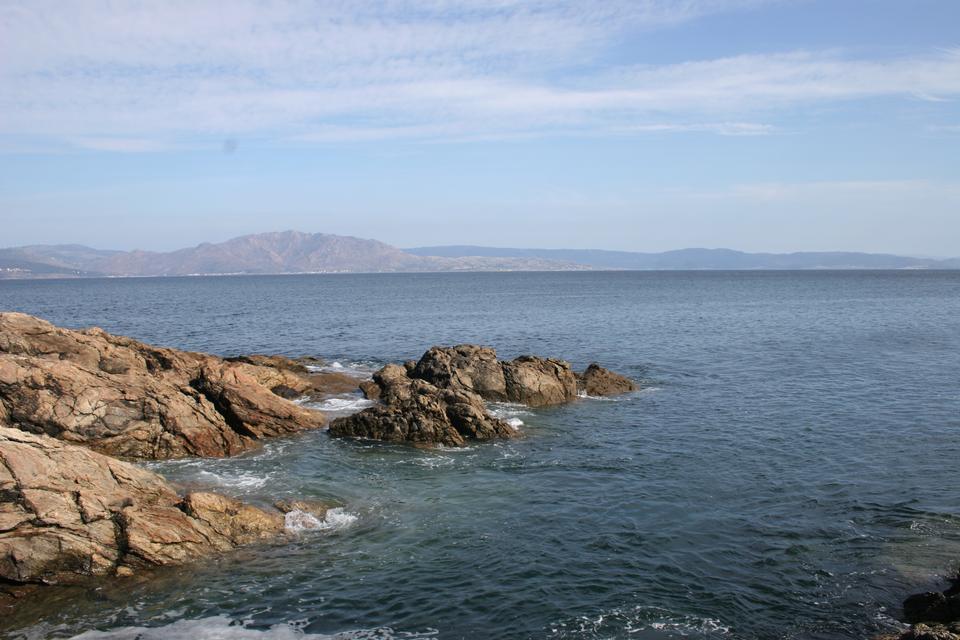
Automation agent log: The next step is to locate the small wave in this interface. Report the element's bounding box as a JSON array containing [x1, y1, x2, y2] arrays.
[[196, 469, 272, 490], [313, 361, 378, 378], [64, 615, 437, 639], [285, 508, 358, 533], [487, 401, 534, 424], [310, 397, 375, 413]]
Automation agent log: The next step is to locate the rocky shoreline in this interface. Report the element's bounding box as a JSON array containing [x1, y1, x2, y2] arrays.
[[0, 313, 636, 613]]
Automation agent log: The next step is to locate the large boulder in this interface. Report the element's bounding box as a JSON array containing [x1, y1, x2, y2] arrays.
[[0, 313, 326, 459], [330, 379, 515, 447], [502, 355, 578, 406], [409, 345, 508, 400], [577, 363, 637, 397], [0, 426, 285, 590]]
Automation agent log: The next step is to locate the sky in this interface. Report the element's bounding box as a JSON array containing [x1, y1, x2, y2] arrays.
[[0, 0, 958, 256]]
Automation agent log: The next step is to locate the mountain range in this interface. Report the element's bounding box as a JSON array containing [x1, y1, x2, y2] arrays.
[[0, 231, 956, 279]]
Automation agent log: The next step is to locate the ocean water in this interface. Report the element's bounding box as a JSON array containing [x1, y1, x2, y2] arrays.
[[1, 271, 959, 639]]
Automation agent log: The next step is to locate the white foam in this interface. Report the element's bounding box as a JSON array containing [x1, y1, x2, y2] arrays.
[[505, 417, 524, 429], [284, 508, 358, 533], [196, 469, 272, 490], [311, 397, 375, 413], [65, 615, 436, 639], [316, 361, 377, 378]]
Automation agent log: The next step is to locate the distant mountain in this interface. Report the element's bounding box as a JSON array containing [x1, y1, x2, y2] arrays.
[[2, 233, 956, 280], [0, 232, 584, 279], [407, 246, 960, 270]]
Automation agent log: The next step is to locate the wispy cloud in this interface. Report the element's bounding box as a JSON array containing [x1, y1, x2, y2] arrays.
[[1, 1, 958, 149]]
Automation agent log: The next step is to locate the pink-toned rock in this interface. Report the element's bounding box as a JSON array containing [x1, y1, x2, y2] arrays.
[[0, 313, 326, 459], [0, 426, 284, 589]]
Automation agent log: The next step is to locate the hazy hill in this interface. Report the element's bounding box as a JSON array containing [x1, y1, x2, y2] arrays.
[[0, 232, 582, 278], [407, 246, 960, 270], [2, 233, 957, 279]]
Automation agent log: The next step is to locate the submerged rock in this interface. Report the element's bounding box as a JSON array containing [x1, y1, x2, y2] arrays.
[[0, 426, 285, 591], [577, 363, 638, 397], [331, 344, 634, 446], [0, 313, 326, 460]]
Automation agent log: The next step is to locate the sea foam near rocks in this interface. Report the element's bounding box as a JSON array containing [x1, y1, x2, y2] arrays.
[[284, 508, 358, 533]]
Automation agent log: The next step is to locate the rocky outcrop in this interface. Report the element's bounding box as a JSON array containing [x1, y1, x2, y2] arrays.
[[409, 345, 508, 400], [0, 313, 326, 460], [577, 363, 637, 396], [405, 346, 631, 406], [329, 365, 515, 447], [0, 426, 286, 590], [334, 345, 634, 446]]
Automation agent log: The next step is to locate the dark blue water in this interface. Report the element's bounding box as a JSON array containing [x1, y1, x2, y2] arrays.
[[2, 271, 959, 640]]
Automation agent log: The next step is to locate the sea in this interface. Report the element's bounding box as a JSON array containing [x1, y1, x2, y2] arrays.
[[1, 270, 959, 640]]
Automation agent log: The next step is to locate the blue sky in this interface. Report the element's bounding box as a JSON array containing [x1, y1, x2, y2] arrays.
[[1, 0, 958, 255]]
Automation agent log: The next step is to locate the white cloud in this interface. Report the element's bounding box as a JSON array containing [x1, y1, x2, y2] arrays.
[[1, 1, 958, 148]]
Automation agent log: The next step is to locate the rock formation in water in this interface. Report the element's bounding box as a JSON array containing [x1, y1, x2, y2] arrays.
[[0, 426, 288, 596], [329, 363, 516, 447], [0, 313, 331, 460], [330, 345, 635, 445], [577, 363, 637, 396]]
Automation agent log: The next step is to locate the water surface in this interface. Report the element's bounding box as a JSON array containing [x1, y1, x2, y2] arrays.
[[1, 271, 959, 639]]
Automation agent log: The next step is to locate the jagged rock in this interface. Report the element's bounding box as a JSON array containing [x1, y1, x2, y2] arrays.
[[0, 426, 284, 588], [410, 345, 508, 400], [577, 363, 637, 397], [502, 355, 578, 406], [329, 379, 515, 447], [333, 344, 633, 446], [0, 313, 325, 460]]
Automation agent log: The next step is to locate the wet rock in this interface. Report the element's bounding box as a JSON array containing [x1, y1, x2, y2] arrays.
[[329, 379, 514, 447], [577, 363, 637, 397], [274, 499, 331, 521], [0, 426, 285, 588], [0, 313, 326, 460]]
